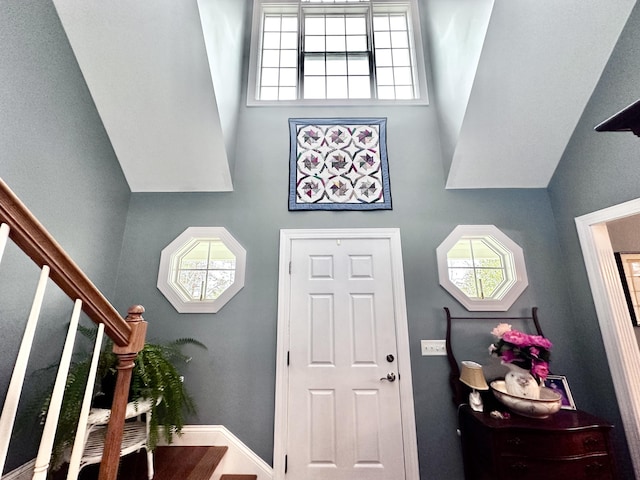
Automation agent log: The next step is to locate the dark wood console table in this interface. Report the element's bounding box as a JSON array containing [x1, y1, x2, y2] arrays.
[[458, 405, 617, 479]]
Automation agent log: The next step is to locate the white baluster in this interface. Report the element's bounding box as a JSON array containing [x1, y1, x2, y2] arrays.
[[66, 322, 105, 480], [33, 299, 83, 480], [0, 265, 50, 476]]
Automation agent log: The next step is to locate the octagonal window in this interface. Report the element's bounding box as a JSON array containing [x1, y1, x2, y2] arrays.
[[158, 227, 246, 313], [436, 225, 528, 311]]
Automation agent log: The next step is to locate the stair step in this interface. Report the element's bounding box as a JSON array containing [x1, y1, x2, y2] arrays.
[[219, 476, 258, 480]]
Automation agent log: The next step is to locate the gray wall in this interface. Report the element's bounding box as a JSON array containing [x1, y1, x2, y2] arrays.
[[115, 116, 574, 480], [548, 3, 640, 479], [1, 0, 638, 478], [0, 0, 130, 471]]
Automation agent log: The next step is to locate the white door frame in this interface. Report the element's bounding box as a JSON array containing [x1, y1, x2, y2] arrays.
[[576, 197, 640, 479], [273, 228, 419, 480]]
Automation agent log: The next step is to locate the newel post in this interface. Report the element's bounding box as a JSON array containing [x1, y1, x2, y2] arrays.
[[98, 305, 148, 480]]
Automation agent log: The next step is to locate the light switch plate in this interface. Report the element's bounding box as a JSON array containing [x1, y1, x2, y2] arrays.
[[421, 339, 447, 356]]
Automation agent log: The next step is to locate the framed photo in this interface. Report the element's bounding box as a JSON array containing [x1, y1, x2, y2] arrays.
[[544, 375, 576, 410]]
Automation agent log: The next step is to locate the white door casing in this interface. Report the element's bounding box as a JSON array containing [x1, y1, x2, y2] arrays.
[[576, 198, 640, 479], [273, 229, 419, 480]]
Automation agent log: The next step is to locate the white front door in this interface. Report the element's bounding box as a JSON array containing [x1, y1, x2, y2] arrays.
[[274, 229, 419, 480]]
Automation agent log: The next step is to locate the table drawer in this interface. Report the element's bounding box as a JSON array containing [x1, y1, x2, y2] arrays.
[[496, 429, 609, 457], [498, 453, 614, 480]]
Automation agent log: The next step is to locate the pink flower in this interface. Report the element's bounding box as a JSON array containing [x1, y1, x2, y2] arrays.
[[529, 335, 553, 350], [502, 330, 532, 347], [531, 361, 549, 380], [500, 350, 516, 363], [491, 323, 512, 339], [529, 346, 540, 358]]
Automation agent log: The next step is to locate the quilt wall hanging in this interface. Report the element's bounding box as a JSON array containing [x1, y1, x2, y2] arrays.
[[288, 117, 392, 210]]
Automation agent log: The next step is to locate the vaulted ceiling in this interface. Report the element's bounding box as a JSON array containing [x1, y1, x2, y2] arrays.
[[52, 0, 636, 192]]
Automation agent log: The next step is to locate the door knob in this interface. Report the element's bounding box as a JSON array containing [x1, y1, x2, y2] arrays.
[[380, 372, 396, 382]]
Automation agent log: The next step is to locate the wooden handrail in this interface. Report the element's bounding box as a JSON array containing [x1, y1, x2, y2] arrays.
[[0, 178, 130, 346]]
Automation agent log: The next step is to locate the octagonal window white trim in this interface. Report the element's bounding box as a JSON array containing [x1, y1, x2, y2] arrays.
[[436, 225, 528, 311], [158, 227, 246, 313]]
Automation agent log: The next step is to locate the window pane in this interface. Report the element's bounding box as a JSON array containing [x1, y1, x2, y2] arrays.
[[279, 86, 297, 100], [389, 14, 407, 30], [281, 32, 298, 49], [326, 16, 345, 35], [178, 270, 206, 300], [348, 76, 371, 98], [263, 32, 281, 49], [392, 48, 411, 67], [347, 55, 369, 75], [281, 16, 298, 31], [395, 85, 414, 99], [264, 16, 281, 32], [305, 35, 325, 52], [450, 269, 478, 298], [377, 85, 395, 99], [327, 76, 348, 98], [262, 50, 280, 68], [280, 49, 298, 68], [205, 270, 235, 300], [376, 67, 394, 85], [261, 67, 280, 86], [476, 269, 505, 298], [305, 16, 325, 35], [374, 31, 391, 49], [394, 66, 413, 85], [326, 36, 346, 52], [326, 55, 347, 75], [305, 55, 326, 75], [346, 35, 367, 51], [375, 49, 392, 66], [391, 31, 409, 48], [345, 16, 366, 34], [280, 68, 298, 86], [304, 76, 326, 99], [373, 15, 389, 31], [260, 86, 279, 100]]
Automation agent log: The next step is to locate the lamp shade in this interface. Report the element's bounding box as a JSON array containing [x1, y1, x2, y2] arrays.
[[459, 361, 489, 391]]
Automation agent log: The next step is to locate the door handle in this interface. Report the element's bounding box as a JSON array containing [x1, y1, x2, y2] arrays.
[[380, 372, 396, 382]]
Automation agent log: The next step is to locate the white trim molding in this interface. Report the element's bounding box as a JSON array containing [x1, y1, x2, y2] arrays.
[[158, 425, 273, 480], [575, 197, 640, 480], [7, 426, 272, 480], [273, 228, 420, 480]]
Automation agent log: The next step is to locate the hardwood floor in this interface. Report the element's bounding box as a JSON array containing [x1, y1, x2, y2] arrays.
[[52, 446, 228, 480]]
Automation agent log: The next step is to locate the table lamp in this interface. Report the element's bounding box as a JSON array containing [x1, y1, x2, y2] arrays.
[[460, 361, 489, 412]]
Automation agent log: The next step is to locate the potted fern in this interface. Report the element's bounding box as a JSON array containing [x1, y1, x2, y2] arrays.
[[34, 329, 206, 468]]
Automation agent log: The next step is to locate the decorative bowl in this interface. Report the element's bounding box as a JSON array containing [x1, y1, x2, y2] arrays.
[[490, 380, 562, 418]]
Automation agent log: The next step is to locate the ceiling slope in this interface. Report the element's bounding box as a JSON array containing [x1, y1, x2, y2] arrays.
[[52, 0, 239, 192], [426, 0, 636, 189]]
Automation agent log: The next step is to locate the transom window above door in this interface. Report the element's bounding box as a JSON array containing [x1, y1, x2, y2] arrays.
[[247, 0, 429, 105]]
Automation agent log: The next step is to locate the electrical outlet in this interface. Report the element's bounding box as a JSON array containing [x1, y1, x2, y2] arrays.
[[421, 339, 447, 356]]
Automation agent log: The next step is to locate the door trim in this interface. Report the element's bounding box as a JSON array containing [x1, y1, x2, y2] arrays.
[[575, 198, 640, 479], [273, 228, 419, 480]]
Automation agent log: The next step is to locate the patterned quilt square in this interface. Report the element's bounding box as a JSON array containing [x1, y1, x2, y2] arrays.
[[289, 118, 392, 210]]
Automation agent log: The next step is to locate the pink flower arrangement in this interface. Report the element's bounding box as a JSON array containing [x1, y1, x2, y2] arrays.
[[489, 323, 552, 382]]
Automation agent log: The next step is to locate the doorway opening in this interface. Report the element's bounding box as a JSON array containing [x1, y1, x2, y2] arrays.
[[576, 197, 640, 479]]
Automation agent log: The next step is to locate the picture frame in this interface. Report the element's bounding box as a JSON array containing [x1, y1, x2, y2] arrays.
[[544, 375, 576, 410]]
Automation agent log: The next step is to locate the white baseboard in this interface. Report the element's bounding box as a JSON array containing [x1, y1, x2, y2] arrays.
[[158, 425, 273, 480]]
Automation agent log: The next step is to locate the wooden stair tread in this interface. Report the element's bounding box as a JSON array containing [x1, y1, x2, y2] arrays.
[[219, 476, 258, 480]]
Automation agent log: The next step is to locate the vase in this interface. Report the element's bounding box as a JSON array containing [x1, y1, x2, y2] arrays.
[[503, 363, 540, 399]]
